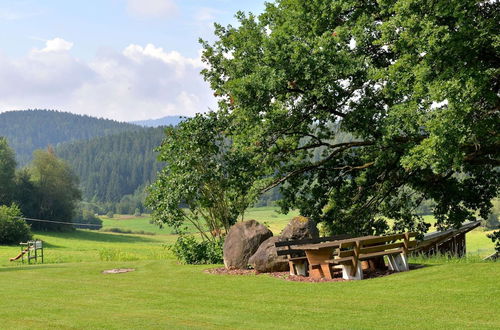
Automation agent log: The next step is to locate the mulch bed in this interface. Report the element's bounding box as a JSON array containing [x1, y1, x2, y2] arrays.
[[205, 265, 422, 282]]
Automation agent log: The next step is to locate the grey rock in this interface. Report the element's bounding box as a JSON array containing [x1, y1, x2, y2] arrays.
[[249, 236, 289, 273], [280, 216, 319, 241], [223, 220, 273, 269]]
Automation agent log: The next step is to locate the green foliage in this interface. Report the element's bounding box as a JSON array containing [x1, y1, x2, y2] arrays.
[[29, 149, 81, 230], [0, 137, 16, 206], [487, 231, 500, 253], [483, 199, 500, 230], [0, 110, 140, 166], [0, 204, 32, 245], [106, 211, 114, 218], [147, 112, 260, 240], [200, 0, 499, 236], [73, 208, 103, 230], [56, 127, 165, 203], [170, 235, 224, 264]]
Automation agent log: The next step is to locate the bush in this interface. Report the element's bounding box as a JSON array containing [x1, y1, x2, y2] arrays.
[[0, 204, 32, 245], [73, 209, 103, 230], [134, 208, 141, 217], [170, 235, 224, 264], [106, 211, 114, 218]]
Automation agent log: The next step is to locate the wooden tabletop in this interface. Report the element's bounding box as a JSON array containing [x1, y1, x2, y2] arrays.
[[299, 235, 378, 250]]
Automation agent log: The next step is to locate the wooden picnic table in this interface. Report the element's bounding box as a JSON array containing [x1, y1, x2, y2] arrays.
[[299, 235, 377, 279], [296, 233, 417, 280]]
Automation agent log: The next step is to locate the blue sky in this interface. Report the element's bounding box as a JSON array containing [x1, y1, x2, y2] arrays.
[[0, 0, 265, 121]]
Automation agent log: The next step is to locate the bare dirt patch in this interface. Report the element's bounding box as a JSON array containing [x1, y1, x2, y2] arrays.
[[102, 268, 136, 274]]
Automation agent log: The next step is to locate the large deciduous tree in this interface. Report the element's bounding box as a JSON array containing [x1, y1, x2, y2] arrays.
[[30, 148, 81, 230], [200, 0, 499, 236]]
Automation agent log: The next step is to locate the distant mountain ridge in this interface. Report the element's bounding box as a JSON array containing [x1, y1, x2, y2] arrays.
[[0, 110, 141, 165], [131, 115, 186, 127]]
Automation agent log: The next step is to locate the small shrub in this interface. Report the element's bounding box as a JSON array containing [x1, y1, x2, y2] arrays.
[[73, 209, 103, 230], [0, 204, 32, 245], [106, 211, 114, 218], [170, 235, 224, 264], [134, 208, 141, 217]]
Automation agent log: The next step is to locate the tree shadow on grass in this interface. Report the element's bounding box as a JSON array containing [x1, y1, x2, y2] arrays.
[[0, 264, 64, 272], [34, 230, 161, 245]]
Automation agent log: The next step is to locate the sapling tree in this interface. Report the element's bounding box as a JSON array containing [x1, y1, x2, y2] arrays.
[[147, 112, 260, 240]]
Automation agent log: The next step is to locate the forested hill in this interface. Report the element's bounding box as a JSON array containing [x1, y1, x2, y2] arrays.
[[0, 110, 140, 165], [56, 126, 165, 203]]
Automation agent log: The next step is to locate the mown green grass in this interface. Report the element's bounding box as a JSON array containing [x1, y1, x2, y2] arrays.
[[0, 259, 498, 329], [0, 230, 176, 267], [101, 215, 172, 235], [0, 207, 498, 329]]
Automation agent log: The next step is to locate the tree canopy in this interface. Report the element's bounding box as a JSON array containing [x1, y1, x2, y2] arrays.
[[29, 148, 81, 230], [200, 0, 499, 235]]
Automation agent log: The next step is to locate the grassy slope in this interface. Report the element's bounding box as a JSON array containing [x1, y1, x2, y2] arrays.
[[0, 207, 498, 329]]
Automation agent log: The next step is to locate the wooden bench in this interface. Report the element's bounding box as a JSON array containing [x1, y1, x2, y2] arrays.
[[321, 232, 418, 280], [274, 235, 351, 276]]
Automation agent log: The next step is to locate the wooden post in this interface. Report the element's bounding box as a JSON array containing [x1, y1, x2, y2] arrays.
[[351, 241, 361, 277]]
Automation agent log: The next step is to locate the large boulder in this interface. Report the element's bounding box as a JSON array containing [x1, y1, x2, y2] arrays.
[[280, 216, 319, 241], [223, 220, 273, 269], [248, 236, 289, 273]]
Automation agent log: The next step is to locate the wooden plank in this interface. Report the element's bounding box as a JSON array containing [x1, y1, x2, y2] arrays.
[[359, 248, 403, 260], [338, 249, 355, 258], [351, 241, 361, 276], [274, 234, 351, 247], [288, 256, 308, 261], [360, 233, 406, 245], [359, 242, 404, 255], [324, 256, 354, 264], [276, 249, 305, 256]]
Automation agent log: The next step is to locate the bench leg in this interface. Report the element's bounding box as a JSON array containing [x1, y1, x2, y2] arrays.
[[387, 253, 409, 272], [341, 262, 363, 280], [289, 261, 296, 275], [290, 260, 307, 276], [321, 263, 333, 280]]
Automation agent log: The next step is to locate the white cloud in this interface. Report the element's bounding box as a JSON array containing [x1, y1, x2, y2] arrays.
[[39, 38, 74, 52], [126, 0, 177, 19], [0, 41, 216, 121]]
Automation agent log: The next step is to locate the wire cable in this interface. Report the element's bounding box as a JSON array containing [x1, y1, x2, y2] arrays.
[[15, 216, 102, 228]]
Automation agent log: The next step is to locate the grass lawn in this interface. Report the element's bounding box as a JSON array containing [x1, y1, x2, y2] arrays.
[[101, 215, 173, 235], [0, 207, 498, 329], [0, 257, 498, 329]]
